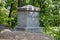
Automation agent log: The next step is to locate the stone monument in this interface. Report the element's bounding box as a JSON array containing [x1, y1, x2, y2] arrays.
[[17, 5, 43, 33]]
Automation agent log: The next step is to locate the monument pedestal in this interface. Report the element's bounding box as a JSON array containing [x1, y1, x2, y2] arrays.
[[17, 5, 43, 33]]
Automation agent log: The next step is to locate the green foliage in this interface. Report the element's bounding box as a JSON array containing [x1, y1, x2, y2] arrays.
[[0, 0, 9, 25], [6, 0, 18, 28], [39, 0, 60, 27], [0, 7, 9, 25], [38, 0, 60, 40], [0, 0, 17, 28], [43, 27, 60, 40], [10, 0, 18, 28]]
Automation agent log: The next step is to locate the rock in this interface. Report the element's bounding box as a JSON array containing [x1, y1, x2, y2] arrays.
[[0, 29, 16, 39], [0, 31, 54, 40], [13, 31, 54, 40], [0, 29, 12, 33]]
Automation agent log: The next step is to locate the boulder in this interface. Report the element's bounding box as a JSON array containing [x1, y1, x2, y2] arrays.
[[0, 30, 54, 40]]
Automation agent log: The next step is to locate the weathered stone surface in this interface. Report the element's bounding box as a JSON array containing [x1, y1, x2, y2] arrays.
[[0, 31, 54, 40], [0, 29, 16, 39], [18, 5, 40, 27], [0, 39, 16, 40], [17, 5, 43, 33]]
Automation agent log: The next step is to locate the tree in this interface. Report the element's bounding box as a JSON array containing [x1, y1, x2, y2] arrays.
[[0, 0, 18, 28]]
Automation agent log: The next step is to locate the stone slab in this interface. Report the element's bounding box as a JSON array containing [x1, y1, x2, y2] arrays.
[[0, 31, 54, 40], [0, 39, 15, 40]]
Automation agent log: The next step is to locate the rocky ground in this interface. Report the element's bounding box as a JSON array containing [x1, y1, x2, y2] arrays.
[[0, 29, 54, 40]]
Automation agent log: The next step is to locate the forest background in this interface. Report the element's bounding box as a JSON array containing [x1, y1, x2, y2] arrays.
[[0, 0, 60, 40]]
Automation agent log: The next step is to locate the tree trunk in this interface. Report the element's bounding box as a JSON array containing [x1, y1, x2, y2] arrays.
[[8, 1, 14, 26], [18, 0, 21, 7]]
